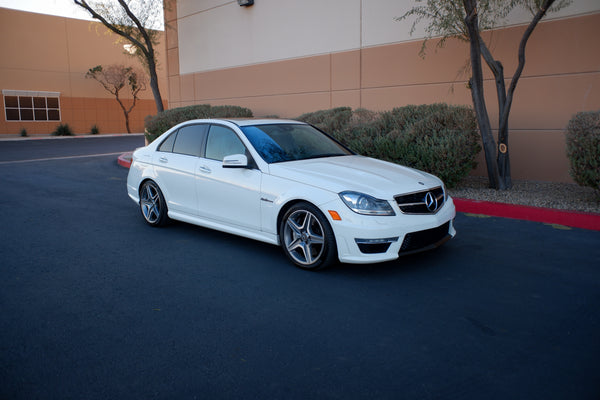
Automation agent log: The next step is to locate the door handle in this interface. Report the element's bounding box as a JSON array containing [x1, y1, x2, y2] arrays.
[[159, 156, 168, 163], [198, 165, 211, 174]]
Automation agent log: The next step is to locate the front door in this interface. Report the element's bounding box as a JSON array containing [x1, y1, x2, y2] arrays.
[[195, 124, 263, 231]]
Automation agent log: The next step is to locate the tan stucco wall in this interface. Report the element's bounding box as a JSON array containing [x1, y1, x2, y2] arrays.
[[165, 1, 599, 183], [0, 7, 168, 134]]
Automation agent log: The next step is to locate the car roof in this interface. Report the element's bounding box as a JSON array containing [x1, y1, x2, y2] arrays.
[[221, 118, 305, 127], [175, 118, 301, 127]]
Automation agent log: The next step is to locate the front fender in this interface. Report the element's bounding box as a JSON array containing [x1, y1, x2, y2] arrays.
[[260, 174, 338, 236]]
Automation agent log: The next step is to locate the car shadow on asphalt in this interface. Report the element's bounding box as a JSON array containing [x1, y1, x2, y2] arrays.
[[326, 246, 453, 277], [160, 219, 452, 278]]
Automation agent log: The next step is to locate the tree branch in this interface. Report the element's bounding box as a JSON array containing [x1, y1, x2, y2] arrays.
[[116, 0, 154, 59], [478, 37, 506, 119], [73, 0, 164, 112], [499, 0, 555, 135], [73, 0, 150, 59]]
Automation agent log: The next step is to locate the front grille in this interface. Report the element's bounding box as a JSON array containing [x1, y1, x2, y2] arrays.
[[400, 222, 450, 254], [395, 186, 445, 214]]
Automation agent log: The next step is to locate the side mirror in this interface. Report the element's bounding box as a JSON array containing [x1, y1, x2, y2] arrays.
[[222, 154, 248, 168]]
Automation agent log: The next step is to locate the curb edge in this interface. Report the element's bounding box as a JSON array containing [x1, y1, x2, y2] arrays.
[[117, 153, 600, 231], [454, 198, 600, 231], [117, 152, 132, 169]]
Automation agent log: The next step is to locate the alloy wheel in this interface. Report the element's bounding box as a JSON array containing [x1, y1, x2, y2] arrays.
[[283, 209, 326, 266], [140, 181, 165, 226]]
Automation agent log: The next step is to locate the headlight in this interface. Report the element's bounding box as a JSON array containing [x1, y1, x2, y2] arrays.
[[339, 191, 395, 216]]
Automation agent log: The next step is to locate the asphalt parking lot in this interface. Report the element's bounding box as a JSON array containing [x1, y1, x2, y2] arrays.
[[1, 137, 599, 399]]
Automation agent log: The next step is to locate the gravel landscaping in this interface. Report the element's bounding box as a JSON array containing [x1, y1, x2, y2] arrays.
[[449, 176, 600, 214]]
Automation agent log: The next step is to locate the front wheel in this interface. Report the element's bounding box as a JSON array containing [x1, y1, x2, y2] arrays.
[[279, 202, 337, 270], [139, 180, 169, 227]]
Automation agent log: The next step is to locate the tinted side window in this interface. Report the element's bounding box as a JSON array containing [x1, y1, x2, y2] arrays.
[[158, 131, 177, 152], [206, 125, 246, 161], [173, 124, 208, 157]]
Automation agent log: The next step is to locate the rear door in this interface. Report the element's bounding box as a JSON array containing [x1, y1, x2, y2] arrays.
[[153, 124, 208, 216]]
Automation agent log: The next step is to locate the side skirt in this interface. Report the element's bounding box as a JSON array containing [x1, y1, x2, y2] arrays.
[[168, 211, 279, 246]]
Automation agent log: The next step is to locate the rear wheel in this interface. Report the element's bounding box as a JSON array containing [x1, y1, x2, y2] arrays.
[[279, 202, 337, 270], [139, 180, 169, 227]]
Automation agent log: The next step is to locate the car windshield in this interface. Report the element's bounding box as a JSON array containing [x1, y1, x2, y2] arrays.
[[240, 123, 352, 163]]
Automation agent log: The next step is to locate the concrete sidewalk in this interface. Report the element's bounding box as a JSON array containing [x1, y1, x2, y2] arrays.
[[0, 133, 144, 141]]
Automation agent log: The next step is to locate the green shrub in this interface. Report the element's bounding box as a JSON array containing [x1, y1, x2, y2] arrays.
[[52, 123, 74, 136], [144, 104, 253, 143], [19, 128, 28, 137], [377, 104, 480, 188], [297, 104, 480, 187], [339, 109, 385, 155], [210, 105, 253, 118], [566, 110, 600, 193], [296, 107, 353, 135], [90, 124, 99, 135]]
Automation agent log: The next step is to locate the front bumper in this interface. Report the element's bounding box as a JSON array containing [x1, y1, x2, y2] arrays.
[[324, 197, 456, 264]]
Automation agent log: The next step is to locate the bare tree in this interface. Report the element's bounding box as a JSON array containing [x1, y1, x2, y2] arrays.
[[86, 65, 147, 133], [399, 0, 571, 189], [74, 0, 166, 113]]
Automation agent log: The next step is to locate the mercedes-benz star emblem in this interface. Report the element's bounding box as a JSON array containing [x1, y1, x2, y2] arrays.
[[424, 191, 438, 212]]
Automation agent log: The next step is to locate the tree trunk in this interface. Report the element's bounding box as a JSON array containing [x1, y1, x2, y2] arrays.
[[496, 0, 554, 189], [73, 0, 165, 114], [491, 39, 512, 190], [479, 40, 512, 190], [148, 59, 164, 113], [114, 90, 131, 134], [464, 0, 500, 189], [124, 113, 131, 134], [497, 135, 512, 189]]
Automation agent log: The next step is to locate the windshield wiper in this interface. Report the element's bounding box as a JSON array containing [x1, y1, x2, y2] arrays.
[[269, 153, 350, 164], [304, 153, 350, 160]]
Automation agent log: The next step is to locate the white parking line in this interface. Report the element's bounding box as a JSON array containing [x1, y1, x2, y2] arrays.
[[0, 152, 125, 165]]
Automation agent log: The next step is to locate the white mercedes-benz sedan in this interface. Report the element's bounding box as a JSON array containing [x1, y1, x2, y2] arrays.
[[127, 119, 456, 270]]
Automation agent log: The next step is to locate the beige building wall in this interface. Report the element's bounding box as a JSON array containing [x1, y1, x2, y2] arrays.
[[0, 7, 168, 135], [166, 1, 600, 183]]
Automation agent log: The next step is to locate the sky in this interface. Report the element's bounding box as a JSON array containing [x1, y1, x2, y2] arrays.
[[0, 0, 95, 21]]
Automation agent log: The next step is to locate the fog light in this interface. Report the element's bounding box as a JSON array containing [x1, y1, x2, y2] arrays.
[[355, 237, 398, 254]]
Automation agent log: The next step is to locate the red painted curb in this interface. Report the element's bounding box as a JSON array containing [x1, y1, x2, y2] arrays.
[[454, 198, 600, 231], [117, 152, 132, 168], [115, 153, 599, 231]]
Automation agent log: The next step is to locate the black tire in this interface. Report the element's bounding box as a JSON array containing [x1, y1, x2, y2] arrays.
[[139, 180, 169, 227], [279, 202, 337, 270]]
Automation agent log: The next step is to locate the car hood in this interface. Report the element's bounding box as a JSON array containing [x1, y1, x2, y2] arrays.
[[267, 155, 442, 198]]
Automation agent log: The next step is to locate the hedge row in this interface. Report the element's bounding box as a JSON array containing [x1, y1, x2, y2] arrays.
[[566, 110, 600, 193], [143, 103, 480, 187], [144, 104, 253, 142], [297, 104, 481, 188]]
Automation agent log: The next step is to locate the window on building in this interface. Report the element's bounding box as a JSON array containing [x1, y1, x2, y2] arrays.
[[3, 90, 61, 122]]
